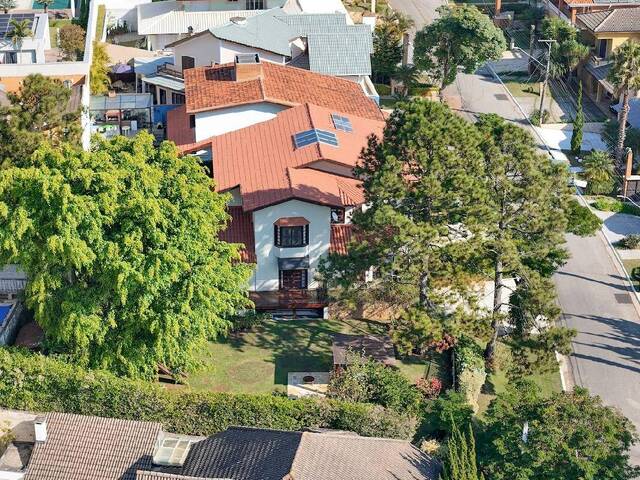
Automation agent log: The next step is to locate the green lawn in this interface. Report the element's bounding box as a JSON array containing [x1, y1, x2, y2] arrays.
[[622, 259, 640, 291], [503, 79, 540, 99], [185, 318, 447, 394]]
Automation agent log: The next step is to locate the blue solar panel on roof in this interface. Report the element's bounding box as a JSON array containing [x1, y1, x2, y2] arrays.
[[331, 113, 353, 133], [0, 13, 34, 38], [293, 129, 339, 148]]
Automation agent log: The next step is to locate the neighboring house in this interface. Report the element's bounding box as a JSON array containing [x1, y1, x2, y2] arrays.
[[136, 0, 286, 51], [166, 54, 383, 144], [166, 9, 376, 97], [0, 13, 50, 66], [548, 0, 640, 24], [0, 265, 27, 346], [177, 100, 383, 313], [0, 410, 439, 480], [89, 92, 154, 138], [576, 8, 640, 107]]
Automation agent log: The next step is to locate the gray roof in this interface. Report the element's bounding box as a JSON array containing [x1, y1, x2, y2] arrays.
[[307, 31, 372, 76], [275, 12, 348, 35], [90, 93, 154, 111], [161, 427, 438, 480], [211, 10, 296, 57], [135, 472, 221, 480], [142, 73, 185, 92], [332, 333, 397, 366], [584, 61, 615, 93], [577, 7, 640, 32], [24, 412, 162, 480]]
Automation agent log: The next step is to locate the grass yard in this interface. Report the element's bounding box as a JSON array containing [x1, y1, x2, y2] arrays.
[[502, 78, 540, 99], [622, 259, 640, 291], [186, 318, 447, 394]]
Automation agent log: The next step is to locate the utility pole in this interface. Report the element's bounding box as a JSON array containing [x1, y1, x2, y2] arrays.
[[538, 39, 556, 122]]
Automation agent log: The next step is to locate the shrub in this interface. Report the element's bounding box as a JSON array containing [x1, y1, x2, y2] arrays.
[[59, 24, 86, 60], [0, 348, 417, 440], [416, 377, 443, 399], [374, 83, 392, 96], [229, 311, 269, 332], [429, 390, 474, 434], [453, 336, 486, 413], [565, 198, 602, 236], [592, 197, 640, 216], [530, 109, 550, 126], [327, 351, 423, 414], [618, 234, 640, 250]]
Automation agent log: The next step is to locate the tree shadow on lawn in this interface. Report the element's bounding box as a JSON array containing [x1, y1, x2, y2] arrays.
[[225, 318, 387, 388]]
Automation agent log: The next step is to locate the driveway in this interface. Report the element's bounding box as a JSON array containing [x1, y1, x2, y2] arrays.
[[388, 0, 445, 63]]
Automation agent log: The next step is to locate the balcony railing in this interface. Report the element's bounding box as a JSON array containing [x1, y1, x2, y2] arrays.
[[157, 64, 183, 79]]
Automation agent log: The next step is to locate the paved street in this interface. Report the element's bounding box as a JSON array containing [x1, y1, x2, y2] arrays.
[[555, 233, 640, 464], [388, 0, 445, 63]]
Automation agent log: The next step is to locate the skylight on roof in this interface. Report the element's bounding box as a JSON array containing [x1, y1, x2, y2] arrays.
[[293, 129, 339, 148], [153, 434, 195, 467], [331, 114, 353, 133]]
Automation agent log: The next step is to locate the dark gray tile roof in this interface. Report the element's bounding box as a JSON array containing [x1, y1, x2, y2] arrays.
[[577, 7, 640, 32], [24, 412, 162, 480], [171, 427, 302, 480], [584, 61, 615, 92], [136, 471, 224, 480]]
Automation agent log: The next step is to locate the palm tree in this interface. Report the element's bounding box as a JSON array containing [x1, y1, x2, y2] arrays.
[[0, 0, 15, 14], [9, 19, 32, 55], [608, 40, 640, 164], [380, 8, 415, 38], [38, 0, 54, 12], [393, 64, 419, 96], [583, 150, 615, 195]]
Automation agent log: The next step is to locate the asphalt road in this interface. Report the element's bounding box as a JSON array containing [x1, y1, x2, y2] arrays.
[[387, 0, 445, 63], [555, 233, 640, 464]]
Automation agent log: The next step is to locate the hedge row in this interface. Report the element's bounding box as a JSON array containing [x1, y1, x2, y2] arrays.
[[454, 336, 487, 413], [0, 348, 417, 440]]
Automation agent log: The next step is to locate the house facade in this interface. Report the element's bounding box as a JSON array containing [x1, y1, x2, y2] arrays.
[[168, 56, 384, 313], [576, 8, 640, 107], [0, 13, 50, 66], [547, 0, 640, 24]]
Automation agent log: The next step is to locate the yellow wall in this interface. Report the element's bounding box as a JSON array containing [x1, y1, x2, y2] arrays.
[[595, 32, 640, 57]]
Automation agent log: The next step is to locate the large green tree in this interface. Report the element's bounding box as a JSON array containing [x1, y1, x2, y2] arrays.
[[474, 114, 574, 367], [608, 40, 640, 163], [321, 99, 488, 351], [539, 18, 589, 80], [0, 74, 82, 167], [371, 9, 414, 84], [583, 150, 616, 195], [0, 133, 252, 377], [479, 381, 640, 480], [414, 5, 506, 94]]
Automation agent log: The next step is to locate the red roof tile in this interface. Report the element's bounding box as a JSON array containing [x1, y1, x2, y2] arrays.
[[183, 103, 382, 212], [183, 61, 384, 121], [219, 206, 256, 263], [330, 224, 354, 255]]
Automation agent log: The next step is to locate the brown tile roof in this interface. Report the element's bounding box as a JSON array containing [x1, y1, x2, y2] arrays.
[[329, 224, 354, 255], [183, 103, 381, 212], [219, 206, 256, 263], [183, 61, 384, 121], [24, 412, 162, 480]]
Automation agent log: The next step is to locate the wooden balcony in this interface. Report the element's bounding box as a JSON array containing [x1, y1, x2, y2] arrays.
[[249, 289, 328, 310]]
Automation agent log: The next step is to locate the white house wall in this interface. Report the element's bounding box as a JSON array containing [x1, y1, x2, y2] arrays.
[[149, 33, 181, 51], [195, 102, 286, 140], [252, 200, 331, 291], [218, 39, 286, 64]]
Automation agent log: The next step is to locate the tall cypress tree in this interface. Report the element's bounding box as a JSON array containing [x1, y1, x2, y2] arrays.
[[442, 421, 484, 480], [571, 81, 584, 155]]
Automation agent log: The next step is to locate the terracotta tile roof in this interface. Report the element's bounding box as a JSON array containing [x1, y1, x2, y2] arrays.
[[183, 61, 384, 121], [183, 103, 382, 212], [330, 224, 354, 255], [219, 206, 256, 263], [167, 105, 195, 147], [24, 412, 162, 480]]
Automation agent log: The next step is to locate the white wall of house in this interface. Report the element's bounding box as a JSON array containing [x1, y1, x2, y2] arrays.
[[180, 0, 285, 12], [0, 13, 49, 65], [99, 0, 151, 30], [252, 199, 331, 292], [172, 35, 286, 70], [148, 34, 182, 51], [195, 102, 286, 140]]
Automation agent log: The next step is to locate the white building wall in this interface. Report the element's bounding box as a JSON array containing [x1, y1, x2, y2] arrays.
[[180, 0, 285, 11], [195, 102, 286, 140], [252, 200, 331, 291], [149, 33, 181, 51], [218, 39, 286, 64]]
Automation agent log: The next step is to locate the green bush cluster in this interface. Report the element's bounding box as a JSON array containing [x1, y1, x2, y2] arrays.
[[374, 83, 392, 96], [0, 348, 417, 440], [592, 197, 640, 216], [454, 336, 487, 413], [618, 234, 640, 250]]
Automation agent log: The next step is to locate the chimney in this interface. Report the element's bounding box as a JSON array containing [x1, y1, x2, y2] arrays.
[[234, 53, 263, 82], [34, 416, 47, 443]]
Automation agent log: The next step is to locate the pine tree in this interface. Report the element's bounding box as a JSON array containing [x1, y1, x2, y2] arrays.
[[571, 81, 584, 155]]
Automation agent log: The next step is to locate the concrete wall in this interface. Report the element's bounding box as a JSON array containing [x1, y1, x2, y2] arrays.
[[195, 102, 286, 140], [252, 200, 331, 291]]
